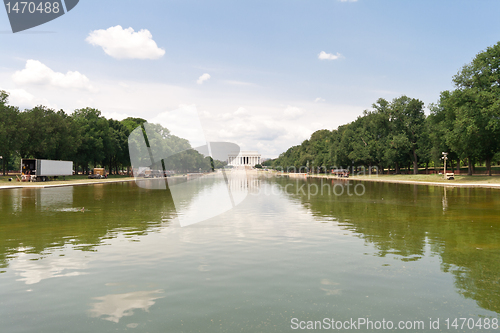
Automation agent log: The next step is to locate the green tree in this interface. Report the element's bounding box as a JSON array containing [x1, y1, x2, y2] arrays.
[[121, 117, 147, 133], [448, 41, 500, 175], [72, 107, 109, 174], [0, 91, 21, 175], [388, 96, 426, 174], [417, 117, 434, 173], [20, 106, 78, 161], [105, 119, 130, 174]]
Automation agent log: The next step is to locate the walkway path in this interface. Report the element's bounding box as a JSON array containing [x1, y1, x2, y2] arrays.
[[0, 178, 136, 190]]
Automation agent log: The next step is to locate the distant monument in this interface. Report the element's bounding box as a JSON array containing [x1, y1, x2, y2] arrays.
[[227, 151, 261, 167]]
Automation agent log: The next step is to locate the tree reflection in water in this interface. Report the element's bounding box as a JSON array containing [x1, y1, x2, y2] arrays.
[[275, 177, 500, 314]]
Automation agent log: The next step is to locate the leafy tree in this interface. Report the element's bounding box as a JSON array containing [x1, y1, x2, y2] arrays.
[[417, 117, 434, 173], [121, 117, 147, 133], [388, 96, 425, 174], [72, 107, 109, 173], [19, 106, 78, 162], [0, 91, 20, 175], [212, 159, 227, 169], [448, 41, 500, 175], [261, 159, 274, 167], [105, 119, 130, 174], [428, 93, 458, 172]]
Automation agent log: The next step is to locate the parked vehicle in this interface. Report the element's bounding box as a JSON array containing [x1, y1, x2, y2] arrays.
[[88, 168, 107, 179], [144, 170, 164, 178], [21, 159, 73, 182]]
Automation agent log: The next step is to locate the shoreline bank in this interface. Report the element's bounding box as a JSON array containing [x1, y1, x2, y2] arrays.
[[269, 172, 500, 189], [3, 171, 500, 190], [0, 177, 137, 190], [0, 172, 222, 190], [349, 176, 500, 189]]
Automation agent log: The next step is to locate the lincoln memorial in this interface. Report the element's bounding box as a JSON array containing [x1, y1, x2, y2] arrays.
[[228, 151, 262, 167]]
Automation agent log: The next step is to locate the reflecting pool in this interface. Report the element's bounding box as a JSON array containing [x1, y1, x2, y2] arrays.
[[0, 175, 499, 332]]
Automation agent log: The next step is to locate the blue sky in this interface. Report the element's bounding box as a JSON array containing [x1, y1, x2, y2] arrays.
[[1, 0, 500, 157]]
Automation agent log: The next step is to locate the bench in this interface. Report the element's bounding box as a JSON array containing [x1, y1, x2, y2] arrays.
[[445, 173, 455, 180]]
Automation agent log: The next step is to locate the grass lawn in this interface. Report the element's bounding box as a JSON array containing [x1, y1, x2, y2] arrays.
[[269, 170, 500, 186], [351, 173, 500, 185]]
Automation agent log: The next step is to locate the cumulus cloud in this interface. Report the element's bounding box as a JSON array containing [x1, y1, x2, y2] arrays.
[[197, 100, 367, 158], [6, 89, 34, 105], [205, 106, 288, 142], [1, 60, 364, 158], [217, 120, 287, 142], [12, 60, 95, 92], [284, 106, 304, 118], [2, 88, 56, 109], [314, 97, 325, 103], [86, 25, 165, 60], [151, 104, 207, 147], [196, 73, 211, 85], [219, 107, 248, 120], [222, 80, 256, 86], [234, 107, 247, 115], [318, 51, 343, 60], [201, 105, 313, 154]]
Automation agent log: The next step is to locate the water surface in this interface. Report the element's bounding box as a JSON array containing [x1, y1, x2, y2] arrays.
[[0, 176, 499, 332]]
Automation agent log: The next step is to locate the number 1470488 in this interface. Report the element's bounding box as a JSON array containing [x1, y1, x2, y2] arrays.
[[5, 2, 60, 14], [444, 318, 498, 330]]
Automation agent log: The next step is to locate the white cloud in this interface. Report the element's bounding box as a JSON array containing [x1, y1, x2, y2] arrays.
[[284, 106, 304, 118], [198, 100, 364, 158], [199, 110, 211, 118], [196, 73, 211, 85], [2, 88, 54, 109], [198, 104, 320, 156], [234, 107, 247, 115], [12, 60, 95, 91], [318, 51, 343, 60], [86, 25, 165, 60], [219, 107, 247, 120], [314, 97, 325, 103], [151, 104, 207, 147], [5, 88, 34, 105], [100, 110, 132, 121], [222, 80, 256, 86], [216, 119, 287, 142], [1, 67, 365, 158]]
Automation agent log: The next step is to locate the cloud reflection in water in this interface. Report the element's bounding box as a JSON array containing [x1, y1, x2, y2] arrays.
[[89, 289, 164, 323], [11, 252, 90, 285]]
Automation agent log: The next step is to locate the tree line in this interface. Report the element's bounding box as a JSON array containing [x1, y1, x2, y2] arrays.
[[270, 42, 500, 176], [0, 95, 215, 176]]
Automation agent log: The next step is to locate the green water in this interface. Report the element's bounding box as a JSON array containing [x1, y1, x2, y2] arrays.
[[0, 176, 499, 332]]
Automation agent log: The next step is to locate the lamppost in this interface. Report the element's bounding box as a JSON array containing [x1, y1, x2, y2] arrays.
[[442, 152, 448, 179]]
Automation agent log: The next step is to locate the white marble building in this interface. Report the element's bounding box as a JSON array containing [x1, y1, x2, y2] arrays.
[[228, 151, 261, 167]]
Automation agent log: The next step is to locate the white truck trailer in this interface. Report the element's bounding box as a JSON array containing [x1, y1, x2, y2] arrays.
[[21, 159, 73, 181]]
